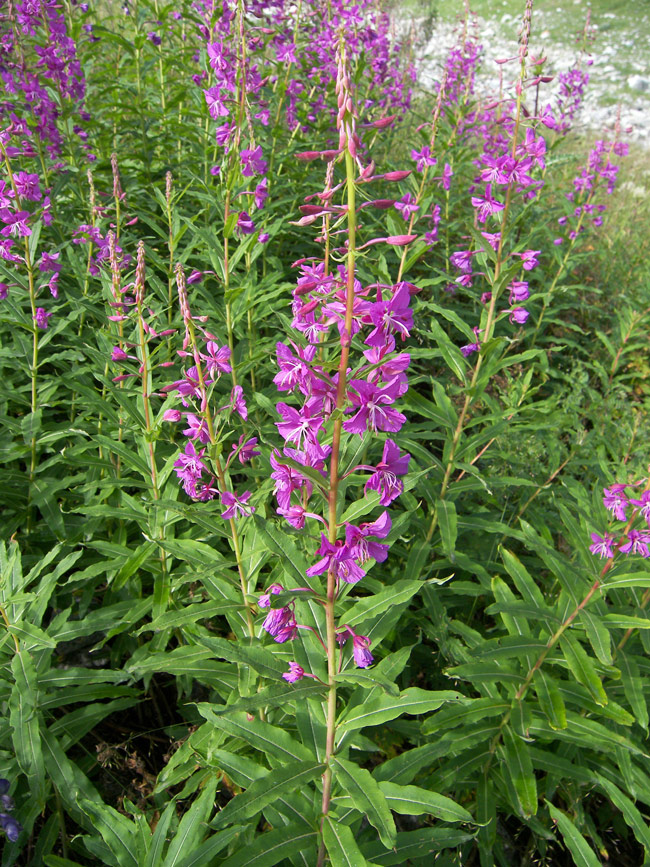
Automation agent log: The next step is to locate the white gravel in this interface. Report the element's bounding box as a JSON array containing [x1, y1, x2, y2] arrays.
[[405, 10, 650, 148]]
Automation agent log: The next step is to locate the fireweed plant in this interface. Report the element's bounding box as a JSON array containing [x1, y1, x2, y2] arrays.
[[0, 0, 649, 864]]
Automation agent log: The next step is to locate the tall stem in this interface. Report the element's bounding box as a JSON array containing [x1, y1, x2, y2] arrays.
[[317, 147, 357, 867]]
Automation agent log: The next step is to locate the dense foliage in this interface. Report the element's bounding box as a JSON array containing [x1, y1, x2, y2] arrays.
[[1, 0, 649, 864]]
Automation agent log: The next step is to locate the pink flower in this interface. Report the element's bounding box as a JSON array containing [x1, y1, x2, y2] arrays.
[[220, 490, 254, 520], [283, 662, 305, 683]]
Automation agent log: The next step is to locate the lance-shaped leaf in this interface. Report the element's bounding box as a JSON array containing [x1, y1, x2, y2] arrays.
[[378, 782, 473, 823], [619, 652, 648, 730], [533, 669, 567, 730], [211, 761, 324, 829], [595, 773, 650, 854], [343, 580, 422, 628], [501, 725, 537, 817], [219, 824, 318, 867], [332, 756, 396, 849], [323, 814, 371, 867], [361, 827, 474, 865], [337, 688, 463, 733], [335, 669, 399, 697], [209, 681, 326, 715], [77, 799, 140, 867], [561, 634, 608, 707], [162, 777, 217, 867], [546, 801, 601, 867], [196, 708, 315, 763]]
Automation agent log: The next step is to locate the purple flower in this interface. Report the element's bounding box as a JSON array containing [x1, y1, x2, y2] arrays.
[[346, 511, 392, 564], [394, 193, 419, 222], [258, 583, 283, 608], [411, 145, 437, 172], [174, 441, 208, 498], [619, 530, 650, 558], [603, 486, 628, 521], [630, 492, 650, 527], [232, 436, 260, 464], [111, 346, 128, 361], [365, 283, 413, 347], [519, 249, 541, 270], [283, 661, 305, 683], [460, 342, 480, 357], [13, 172, 41, 201], [147, 31, 161, 45], [237, 211, 256, 235], [240, 145, 267, 177], [276, 401, 323, 449], [230, 385, 248, 420], [344, 380, 406, 436], [441, 163, 453, 191], [509, 308, 529, 325], [34, 308, 52, 329], [254, 178, 268, 210], [220, 490, 254, 520], [306, 535, 366, 584], [182, 413, 211, 444], [352, 634, 374, 668], [163, 409, 182, 422], [471, 185, 504, 223], [364, 439, 410, 506], [39, 250, 61, 273], [203, 341, 231, 376], [508, 281, 530, 304], [589, 532, 615, 559]]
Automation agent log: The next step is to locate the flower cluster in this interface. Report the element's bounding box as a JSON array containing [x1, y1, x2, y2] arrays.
[[0, 0, 87, 158], [161, 266, 257, 519], [589, 483, 650, 559]]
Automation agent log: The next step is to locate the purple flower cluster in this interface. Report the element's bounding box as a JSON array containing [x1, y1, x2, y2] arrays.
[[0, 0, 87, 157], [589, 483, 650, 560], [161, 269, 257, 517]]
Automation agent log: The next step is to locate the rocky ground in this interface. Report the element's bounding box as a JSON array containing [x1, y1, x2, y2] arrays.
[[407, 4, 650, 150]]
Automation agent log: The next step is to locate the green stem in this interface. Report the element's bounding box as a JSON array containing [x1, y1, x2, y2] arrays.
[[317, 146, 357, 867]]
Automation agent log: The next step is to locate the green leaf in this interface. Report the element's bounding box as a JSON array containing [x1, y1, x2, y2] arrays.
[[191, 636, 287, 681], [619, 653, 648, 730], [10, 651, 45, 805], [144, 800, 176, 867], [361, 828, 474, 865], [219, 825, 318, 867], [323, 815, 369, 867], [533, 669, 567, 730], [561, 634, 608, 707], [252, 515, 316, 590], [174, 828, 244, 867], [335, 670, 399, 697], [603, 614, 650, 630], [212, 761, 324, 829], [500, 548, 547, 609], [337, 688, 463, 733], [209, 681, 326, 715], [343, 580, 422, 628], [436, 499, 458, 560], [594, 773, 650, 854], [579, 610, 612, 666], [546, 801, 601, 867], [161, 778, 217, 867], [196, 708, 315, 763], [378, 782, 473, 823], [332, 755, 396, 848], [501, 725, 537, 817], [78, 799, 139, 867]]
